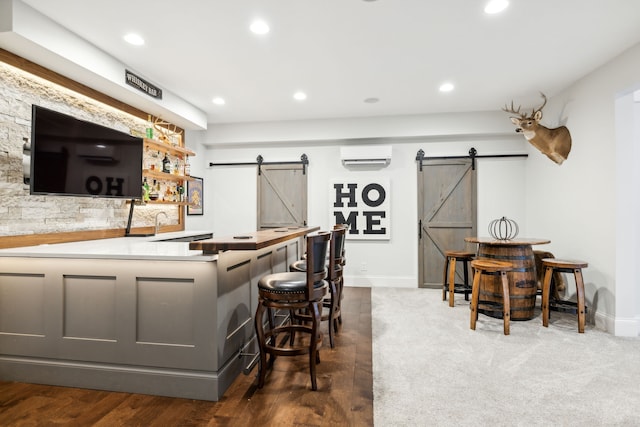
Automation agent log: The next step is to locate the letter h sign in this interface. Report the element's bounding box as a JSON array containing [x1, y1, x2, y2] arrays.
[[332, 178, 390, 240]]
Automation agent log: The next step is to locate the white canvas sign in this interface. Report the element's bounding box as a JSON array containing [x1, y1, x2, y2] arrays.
[[331, 178, 390, 240]]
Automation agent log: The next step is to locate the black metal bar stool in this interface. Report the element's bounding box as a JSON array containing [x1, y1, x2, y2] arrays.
[[470, 259, 513, 335], [442, 250, 475, 307], [541, 258, 588, 333], [254, 231, 332, 390]]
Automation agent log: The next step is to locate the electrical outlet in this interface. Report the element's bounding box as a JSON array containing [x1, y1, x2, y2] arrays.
[[360, 262, 367, 272]]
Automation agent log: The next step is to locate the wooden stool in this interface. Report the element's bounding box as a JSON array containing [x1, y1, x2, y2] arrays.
[[541, 258, 588, 333], [442, 250, 475, 307], [289, 226, 346, 348], [470, 259, 513, 335], [255, 231, 332, 391]]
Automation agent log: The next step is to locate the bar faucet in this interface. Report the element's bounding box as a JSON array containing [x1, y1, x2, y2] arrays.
[[155, 211, 168, 235]]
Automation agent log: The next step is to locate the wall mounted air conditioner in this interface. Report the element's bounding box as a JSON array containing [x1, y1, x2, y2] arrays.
[[340, 145, 392, 167]]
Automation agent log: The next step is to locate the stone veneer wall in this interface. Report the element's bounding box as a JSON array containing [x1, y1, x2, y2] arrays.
[[0, 61, 178, 237]]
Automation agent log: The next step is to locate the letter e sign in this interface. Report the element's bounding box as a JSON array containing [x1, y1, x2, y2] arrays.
[[331, 178, 390, 240]]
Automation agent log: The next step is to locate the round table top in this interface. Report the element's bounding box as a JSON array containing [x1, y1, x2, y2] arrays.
[[464, 237, 551, 246]]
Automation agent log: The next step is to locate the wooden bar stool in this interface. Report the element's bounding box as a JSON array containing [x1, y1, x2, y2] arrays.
[[289, 226, 346, 348], [541, 258, 588, 333], [442, 250, 475, 307], [254, 231, 332, 390], [470, 259, 513, 335]]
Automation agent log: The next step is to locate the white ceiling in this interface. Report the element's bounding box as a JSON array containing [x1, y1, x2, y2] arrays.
[[19, 0, 640, 125]]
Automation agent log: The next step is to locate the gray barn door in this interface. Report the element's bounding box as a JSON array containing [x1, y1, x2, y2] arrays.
[[257, 164, 307, 229], [418, 158, 477, 288]]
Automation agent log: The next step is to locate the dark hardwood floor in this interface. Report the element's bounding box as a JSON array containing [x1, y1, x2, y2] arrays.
[[0, 287, 373, 426]]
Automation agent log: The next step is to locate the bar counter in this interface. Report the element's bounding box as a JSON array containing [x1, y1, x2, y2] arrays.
[[0, 231, 215, 260], [0, 227, 318, 401], [190, 226, 320, 253]]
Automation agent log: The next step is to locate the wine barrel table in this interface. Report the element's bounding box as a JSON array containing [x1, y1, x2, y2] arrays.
[[465, 237, 551, 320]]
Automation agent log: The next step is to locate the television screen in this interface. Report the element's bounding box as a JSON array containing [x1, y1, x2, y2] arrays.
[[30, 105, 143, 199]]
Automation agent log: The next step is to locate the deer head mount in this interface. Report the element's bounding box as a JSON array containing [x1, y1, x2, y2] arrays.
[[502, 93, 572, 165]]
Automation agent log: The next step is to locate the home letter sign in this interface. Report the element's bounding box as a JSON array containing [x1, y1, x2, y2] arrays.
[[332, 178, 390, 240]]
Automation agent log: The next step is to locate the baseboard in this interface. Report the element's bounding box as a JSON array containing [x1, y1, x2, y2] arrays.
[[0, 354, 243, 401], [611, 314, 640, 337]]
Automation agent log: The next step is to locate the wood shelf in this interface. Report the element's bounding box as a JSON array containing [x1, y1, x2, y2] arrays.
[[143, 169, 194, 182], [127, 198, 191, 206], [144, 138, 195, 158], [142, 137, 195, 207], [145, 200, 191, 206]]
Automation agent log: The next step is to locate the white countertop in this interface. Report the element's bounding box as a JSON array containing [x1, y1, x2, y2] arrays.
[[0, 231, 217, 261]]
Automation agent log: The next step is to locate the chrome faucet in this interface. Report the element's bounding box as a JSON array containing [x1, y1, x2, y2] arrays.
[[155, 211, 168, 235]]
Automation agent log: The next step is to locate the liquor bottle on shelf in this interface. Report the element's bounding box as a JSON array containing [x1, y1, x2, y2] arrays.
[[162, 153, 171, 173], [142, 178, 150, 202], [174, 157, 181, 175], [184, 155, 191, 176], [143, 146, 150, 170], [149, 180, 159, 201], [147, 150, 158, 171], [146, 115, 154, 139], [177, 184, 184, 202]]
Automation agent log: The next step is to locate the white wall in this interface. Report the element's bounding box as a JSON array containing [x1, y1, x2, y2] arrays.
[[194, 131, 526, 288], [192, 43, 640, 336], [525, 43, 640, 336], [192, 42, 640, 336], [183, 129, 211, 231]]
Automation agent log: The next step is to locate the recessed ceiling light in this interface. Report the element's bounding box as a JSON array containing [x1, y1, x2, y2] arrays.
[[484, 0, 509, 14], [439, 82, 455, 92], [212, 97, 226, 105], [293, 91, 307, 101], [123, 33, 145, 46], [250, 19, 270, 35], [364, 97, 380, 104]]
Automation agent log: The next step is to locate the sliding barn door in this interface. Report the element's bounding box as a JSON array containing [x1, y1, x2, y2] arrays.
[[418, 158, 477, 288], [257, 164, 307, 229]]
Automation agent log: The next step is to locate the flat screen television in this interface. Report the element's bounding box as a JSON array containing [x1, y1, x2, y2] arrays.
[[30, 105, 143, 199]]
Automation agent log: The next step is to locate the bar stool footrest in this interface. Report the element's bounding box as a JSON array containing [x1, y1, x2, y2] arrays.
[[550, 299, 587, 315], [451, 283, 472, 294]]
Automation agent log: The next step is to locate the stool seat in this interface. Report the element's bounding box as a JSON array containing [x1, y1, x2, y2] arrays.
[[540, 259, 588, 269], [290, 260, 343, 275], [445, 250, 475, 258], [442, 250, 475, 307], [258, 272, 326, 294], [541, 258, 588, 333], [470, 259, 513, 335], [290, 259, 306, 272], [470, 259, 512, 272]]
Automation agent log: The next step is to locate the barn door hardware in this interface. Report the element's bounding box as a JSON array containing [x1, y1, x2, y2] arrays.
[[416, 147, 527, 171], [209, 153, 309, 175]]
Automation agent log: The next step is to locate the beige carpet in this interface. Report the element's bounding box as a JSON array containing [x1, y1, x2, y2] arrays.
[[372, 287, 640, 427]]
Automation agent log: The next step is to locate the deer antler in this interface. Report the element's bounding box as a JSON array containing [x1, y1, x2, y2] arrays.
[[532, 92, 547, 116], [502, 101, 525, 118]]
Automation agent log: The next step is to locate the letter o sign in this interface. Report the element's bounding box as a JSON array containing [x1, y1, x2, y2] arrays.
[[362, 183, 385, 207], [85, 176, 103, 195]]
